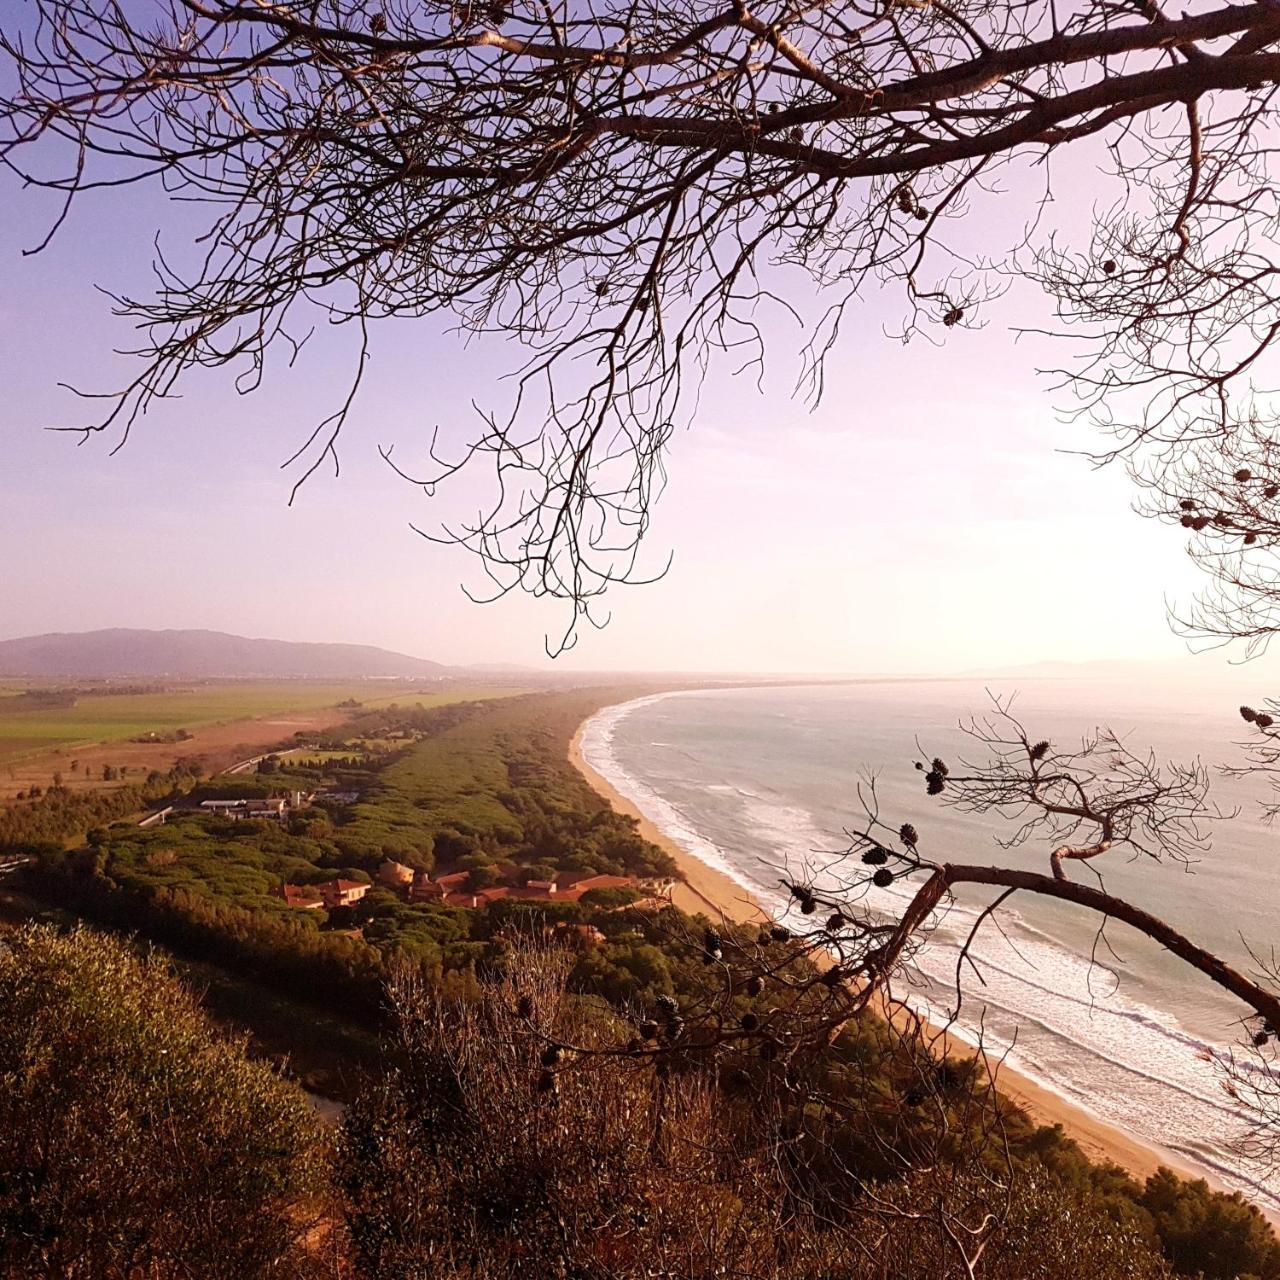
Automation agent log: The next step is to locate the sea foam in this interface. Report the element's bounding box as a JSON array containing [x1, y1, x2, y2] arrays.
[[579, 691, 1280, 1218]]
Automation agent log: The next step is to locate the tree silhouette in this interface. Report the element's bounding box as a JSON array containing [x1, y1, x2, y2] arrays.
[[6, 0, 1280, 647]]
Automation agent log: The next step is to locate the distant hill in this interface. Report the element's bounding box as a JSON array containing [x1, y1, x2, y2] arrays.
[[0, 629, 448, 680]]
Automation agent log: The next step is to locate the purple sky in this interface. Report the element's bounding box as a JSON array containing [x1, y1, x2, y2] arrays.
[[0, 130, 1255, 676]]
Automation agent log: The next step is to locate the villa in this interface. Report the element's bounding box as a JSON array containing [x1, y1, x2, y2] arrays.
[[316, 879, 370, 909], [276, 884, 324, 910]]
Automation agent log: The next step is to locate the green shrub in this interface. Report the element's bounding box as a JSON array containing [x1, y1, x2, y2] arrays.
[[0, 925, 329, 1278]]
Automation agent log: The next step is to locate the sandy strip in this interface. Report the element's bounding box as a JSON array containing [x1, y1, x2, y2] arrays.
[[570, 721, 1219, 1194]]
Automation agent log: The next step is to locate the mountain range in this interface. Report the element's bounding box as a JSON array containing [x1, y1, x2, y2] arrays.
[[0, 629, 449, 679]]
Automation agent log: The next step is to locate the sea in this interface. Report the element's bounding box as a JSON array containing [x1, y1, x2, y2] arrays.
[[579, 676, 1280, 1216]]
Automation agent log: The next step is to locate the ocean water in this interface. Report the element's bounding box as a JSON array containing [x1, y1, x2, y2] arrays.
[[580, 678, 1280, 1215]]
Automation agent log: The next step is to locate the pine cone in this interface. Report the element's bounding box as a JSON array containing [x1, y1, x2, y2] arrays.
[[899, 822, 919, 847], [872, 868, 894, 888]]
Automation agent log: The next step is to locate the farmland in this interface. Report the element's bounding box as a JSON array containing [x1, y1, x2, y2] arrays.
[[0, 682, 518, 760], [0, 682, 522, 798]]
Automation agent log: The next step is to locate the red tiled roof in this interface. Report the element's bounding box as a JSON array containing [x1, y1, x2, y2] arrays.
[[512, 884, 578, 901], [277, 883, 323, 908], [559, 875, 636, 893], [433, 871, 471, 889]]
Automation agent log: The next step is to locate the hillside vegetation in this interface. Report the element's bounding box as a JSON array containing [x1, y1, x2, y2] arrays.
[[0, 926, 329, 1278], [3, 689, 1277, 1279]]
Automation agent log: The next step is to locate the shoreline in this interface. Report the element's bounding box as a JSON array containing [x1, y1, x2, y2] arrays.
[[569, 708, 1220, 1197]]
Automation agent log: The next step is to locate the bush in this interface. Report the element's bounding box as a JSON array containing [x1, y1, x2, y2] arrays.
[[0, 925, 330, 1279], [340, 946, 1174, 1280]]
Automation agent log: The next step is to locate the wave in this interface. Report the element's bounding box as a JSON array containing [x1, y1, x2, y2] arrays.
[[579, 697, 775, 907], [578, 692, 1280, 1218]]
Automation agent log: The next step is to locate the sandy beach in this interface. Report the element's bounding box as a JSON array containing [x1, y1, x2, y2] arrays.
[[570, 719, 1212, 1192]]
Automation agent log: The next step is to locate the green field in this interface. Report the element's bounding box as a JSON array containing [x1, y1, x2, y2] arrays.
[[0, 683, 519, 764]]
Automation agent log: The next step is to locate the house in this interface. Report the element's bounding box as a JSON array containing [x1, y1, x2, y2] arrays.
[[555, 874, 637, 897], [408, 870, 470, 902], [316, 879, 370, 909], [378, 859, 415, 890], [407, 869, 639, 911], [408, 878, 446, 903], [199, 797, 287, 822], [277, 883, 324, 910], [433, 871, 471, 891], [245, 798, 287, 819]]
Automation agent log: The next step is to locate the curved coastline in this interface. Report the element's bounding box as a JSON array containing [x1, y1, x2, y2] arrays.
[[569, 690, 1247, 1212]]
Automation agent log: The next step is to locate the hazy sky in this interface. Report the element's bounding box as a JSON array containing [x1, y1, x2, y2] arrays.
[[0, 140, 1252, 676]]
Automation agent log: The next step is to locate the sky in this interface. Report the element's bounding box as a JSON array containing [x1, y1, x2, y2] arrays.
[[0, 131, 1255, 677]]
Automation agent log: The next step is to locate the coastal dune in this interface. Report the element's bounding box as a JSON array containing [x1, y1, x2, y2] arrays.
[[569, 718, 1210, 1193]]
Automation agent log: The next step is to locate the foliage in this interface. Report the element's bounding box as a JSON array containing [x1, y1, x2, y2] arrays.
[[0, 925, 330, 1279], [0, 760, 203, 850], [7, 689, 1278, 1278], [1140, 1168, 1280, 1280], [339, 948, 1173, 1280]]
